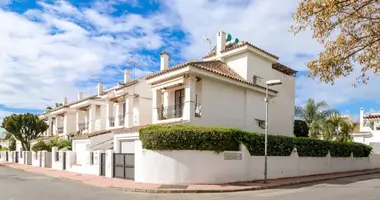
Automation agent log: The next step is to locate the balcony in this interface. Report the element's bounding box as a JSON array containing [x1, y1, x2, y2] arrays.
[[118, 115, 125, 126], [78, 122, 88, 131], [157, 104, 184, 120], [57, 127, 64, 134], [109, 117, 115, 127]]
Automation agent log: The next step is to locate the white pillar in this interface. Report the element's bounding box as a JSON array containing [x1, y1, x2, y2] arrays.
[[88, 105, 96, 133], [63, 114, 68, 136], [125, 96, 134, 127], [105, 150, 114, 178], [115, 103, 120, 127], [100, 105, 106, 130], [54, 117, 59, 135], [152, 89, 161, 124], [47, 117, 52, 136], [106, 102, 113, 129], [76, 110, 80, 132], [183, 76, 196, 121]]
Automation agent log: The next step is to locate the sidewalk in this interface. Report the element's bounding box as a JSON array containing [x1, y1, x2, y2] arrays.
[[1, 162, 379, 193]]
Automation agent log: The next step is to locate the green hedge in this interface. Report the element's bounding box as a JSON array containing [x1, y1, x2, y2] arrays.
[[139, 125, 372, 157], [139, 125, 240, 153]]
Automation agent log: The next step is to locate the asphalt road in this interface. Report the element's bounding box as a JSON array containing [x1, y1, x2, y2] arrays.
[[1, 166, 380, 200]]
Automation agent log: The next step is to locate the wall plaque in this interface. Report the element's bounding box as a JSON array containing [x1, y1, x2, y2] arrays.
[[224, 152, 242, 160]]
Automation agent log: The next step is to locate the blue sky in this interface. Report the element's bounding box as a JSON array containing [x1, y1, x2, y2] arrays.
[[0, 0, 379, 131]]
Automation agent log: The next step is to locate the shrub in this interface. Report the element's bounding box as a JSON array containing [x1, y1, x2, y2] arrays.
[[0, 147, 8, 151], [139, 125, 241, 153], [32, 140, 50, 152], [48, 136, 72, 150], [139, 125, 372, 157], [8, 138, 16, 151]]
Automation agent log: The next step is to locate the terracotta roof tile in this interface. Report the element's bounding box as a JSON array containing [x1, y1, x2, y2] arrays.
[[145, 60, 277, 93], [203, 41, 279, 60], [114, 120, 187, 134], [364, 114, 380, 119], [272, 63, 297, 76]]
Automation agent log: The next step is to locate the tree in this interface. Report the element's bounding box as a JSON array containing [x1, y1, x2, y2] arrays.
[[294, 119, 309, 137], [324, 114, 347, 140], [295, 98, 339, 138], [1, 113, 48, 151], [292, 0, 380, 85], [336, 121, 355, 142], [55, 103, 63, 107], [45, 106, 53, 112]]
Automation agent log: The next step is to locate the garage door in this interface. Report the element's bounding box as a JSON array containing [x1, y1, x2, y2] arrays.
[[75, 142, 88, 165]]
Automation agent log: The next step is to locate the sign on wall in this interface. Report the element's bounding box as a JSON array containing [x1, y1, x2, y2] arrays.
[[224, 152, 242, 160]]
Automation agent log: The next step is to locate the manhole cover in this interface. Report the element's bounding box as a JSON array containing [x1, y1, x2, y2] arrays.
[[158, 185, 189, 189]]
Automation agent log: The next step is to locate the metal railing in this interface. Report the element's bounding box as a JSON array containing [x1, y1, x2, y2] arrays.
[[78, 122, 89, 131], [157, 104, 184, 120], [195, 103, 202, 117], [118, 115, 125, 126], [109, 117, 115, 127], [57, 127, 64, 134]]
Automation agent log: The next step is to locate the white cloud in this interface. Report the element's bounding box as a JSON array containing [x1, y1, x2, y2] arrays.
[[163, 0, 379, 109], [0, 1, 174, 110], [163, 0, 322, 71]]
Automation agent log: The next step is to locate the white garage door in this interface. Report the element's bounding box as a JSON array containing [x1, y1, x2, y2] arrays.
[[120, 140, 135, 153], [75, 142, 88, 165], [370, 142, 380, 154]]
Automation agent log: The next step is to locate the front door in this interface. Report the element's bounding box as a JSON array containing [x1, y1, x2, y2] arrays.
[[174, 89, 185, 118]]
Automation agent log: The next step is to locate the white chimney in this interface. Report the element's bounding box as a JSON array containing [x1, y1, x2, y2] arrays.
[[78, 92, 83, 100], [63, 97, 68, 105], [160, 51, 169, 71], [124, 70, 130, 83], [216, 31, 226, 56], [360, 107, 364, 131], [97, 82, 103, 95]]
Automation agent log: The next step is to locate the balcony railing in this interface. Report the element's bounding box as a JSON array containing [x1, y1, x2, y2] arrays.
[[195, 103, 202, 117], [157, 104, 184, 120], [118, 115, 125, 126], [78, 122, 89, 131], [57, 127, 64, 134], [109, 117, 115, 127]]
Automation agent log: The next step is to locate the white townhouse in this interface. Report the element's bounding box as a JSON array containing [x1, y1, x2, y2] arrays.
[[352, 108, 380, 153], [113, 31, 297, 155], [33, 70, 152, 156]]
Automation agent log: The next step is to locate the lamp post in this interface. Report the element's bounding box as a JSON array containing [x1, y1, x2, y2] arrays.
[[264, 79, 282, 183]]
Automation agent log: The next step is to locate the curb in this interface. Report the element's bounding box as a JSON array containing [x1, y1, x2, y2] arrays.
[[1, 163, 379, 193]]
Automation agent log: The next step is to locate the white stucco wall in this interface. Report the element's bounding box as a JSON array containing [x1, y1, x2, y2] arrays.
[[89, 132, 114, 150], [134, 142, 380, 184], [192, 77, 290, 135]]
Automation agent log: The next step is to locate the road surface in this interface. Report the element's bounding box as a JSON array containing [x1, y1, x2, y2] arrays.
[[1, 166, 380, 200]]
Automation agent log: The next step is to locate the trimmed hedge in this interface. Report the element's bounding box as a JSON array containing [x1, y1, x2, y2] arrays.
[[139, 125, 372, 157], [139, 125, 240, 153]]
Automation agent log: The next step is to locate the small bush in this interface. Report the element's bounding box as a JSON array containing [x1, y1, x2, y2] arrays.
[[48, 136, 72, 150], [139, 125, 372, 157], [32, 140, 50, 152], [0, 147, 8, 151]]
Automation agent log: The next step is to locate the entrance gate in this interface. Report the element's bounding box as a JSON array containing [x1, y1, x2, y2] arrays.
[[100, 153, 106, 176], [113, 153, 134, 180]]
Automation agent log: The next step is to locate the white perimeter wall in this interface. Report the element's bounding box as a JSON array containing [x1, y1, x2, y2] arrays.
[[134, 140, 380, 184]]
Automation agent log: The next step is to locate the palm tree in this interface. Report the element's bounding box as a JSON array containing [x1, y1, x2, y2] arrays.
[[324, 114, 346, 140], [295, 98, 339, 138], [336, 121, 355, 142]]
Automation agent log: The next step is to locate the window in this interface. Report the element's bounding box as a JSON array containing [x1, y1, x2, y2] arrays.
[[370, 122, 375, 130], [255, 119, 265, 129]]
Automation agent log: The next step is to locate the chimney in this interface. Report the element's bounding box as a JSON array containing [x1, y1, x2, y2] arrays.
[[63, 97, 68, 105], [216, 31, 226, 56], [97, 82, 103, 95], [77, 92, 83, 100], [160, 51, 169, 71], [360, 107, 364, 130], [124, 70, 130, 83]]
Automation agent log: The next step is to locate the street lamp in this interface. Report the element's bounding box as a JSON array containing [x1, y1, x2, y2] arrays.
[[264, 79, 282, 183]]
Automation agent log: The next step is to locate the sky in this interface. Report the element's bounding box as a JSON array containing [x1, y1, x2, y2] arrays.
[[0, 0, 379, 132]]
